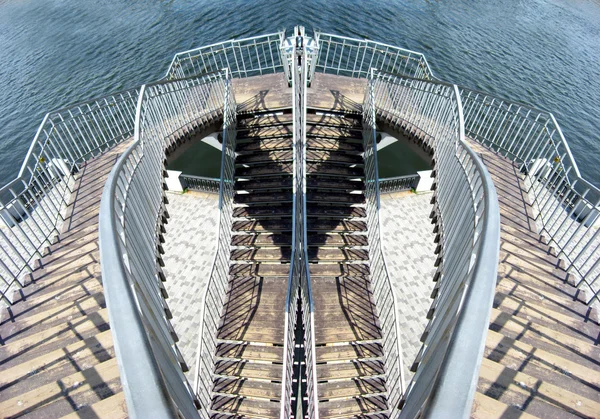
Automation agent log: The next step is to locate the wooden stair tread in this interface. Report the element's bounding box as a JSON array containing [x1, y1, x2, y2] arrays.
[[317, 377, 386, 401], [0, 308, 110, 369], [216, 342, 284, 362], [478, 357, 600, 418], [214, 360, 283, 381], [471, 392, 538, 419], [60, 391, 127, 419], [0, 292, 105, 343], [213, 377, 281, 400], [316, 343, 384, 362], [489, 308, 600, 365], [317, 396, 387, 419], [211, 395, 280, 419], [0, 329, 114, 401], [0, 358, 121, 418], [317, 360, 385, 382]]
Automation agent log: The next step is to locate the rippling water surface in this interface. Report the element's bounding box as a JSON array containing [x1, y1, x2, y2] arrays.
[[0, 0, 598, 184]]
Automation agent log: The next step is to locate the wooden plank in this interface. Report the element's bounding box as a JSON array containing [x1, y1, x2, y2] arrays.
[[211, 395, 280, 419], [317, 377, 386, 400], [61, 392, 127, 419], [0, 358, 120, 418], [316, 343, 383, 363], [478, 357, 600, 418], [317, 361, 384, 381], [216, 342, 283, 362], [471, 392, 537, 419], [214, 360, 283, 381], [317, 396, 387, 419]]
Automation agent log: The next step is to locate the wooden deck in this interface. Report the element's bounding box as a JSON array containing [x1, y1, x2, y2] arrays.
[[0, 141, 130, 418]]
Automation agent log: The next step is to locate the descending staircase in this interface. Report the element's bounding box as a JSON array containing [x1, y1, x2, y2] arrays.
[[468, 142, 600, 418], [209, 109, 294, 418], [305, 111, 389, 418], [0, 144, 129, 418]]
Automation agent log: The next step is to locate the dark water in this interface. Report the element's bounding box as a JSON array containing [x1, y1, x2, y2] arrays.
[[1, 0, 599, 184]]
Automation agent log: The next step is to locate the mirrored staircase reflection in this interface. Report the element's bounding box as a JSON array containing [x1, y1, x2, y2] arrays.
[[305, 110, 389, 418], [209, 108, 294, 418]]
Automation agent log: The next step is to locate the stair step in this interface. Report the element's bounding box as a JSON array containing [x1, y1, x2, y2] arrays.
[[318, 377, 386, 401], [306, 125, 362, 139], [61, 392, 127, 418], [233, 205, 292, 219], [236, 138, 293, 152], [0, 357, 121, 419], [306, 162, 363, 177], [307, 220, 367, 232], [235, 192, 293, 205], [0, 308, 110, 370], [309, 264, 370, 277], [216, 342, 284, 363], [307, 247, 369, 262], [236, 162, 294, 177], [307, 192, 365, 205], [232, 219, 292, 232], [0, 277, 104, 327], [307, 113, 362, 128], [231, 233, 292, 247], [317, 360, 385, 381], [236, 150, 293, 165], [307, 138, 362, 152], [231, 248, 292, 262], [307, 233, 368, 247], [0, 292, 105, 343], [318, 395, 387, 419], [211, 395, 280, 419], [306, 150, 363, 164], [484, 329, 600, 400], [214, 360, 283, 381], [236, 126, 292, 139], [213, 377, 281, 400], [237, 113, 293, 129], [0, 329, 114, 401], [235, 177, 293, 191], [471, 392, 537, 419], [488, 307, 600, 366], [478, 357, 600, 418], [316, 342, 384, 363], [307, 178, 364, 192], [230, 264, 290, 277], [495, 278, 597, 330]]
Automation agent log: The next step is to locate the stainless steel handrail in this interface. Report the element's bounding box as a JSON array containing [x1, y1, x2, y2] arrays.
[[459, 87, 600, 304], [192, 69, 237, 417], [281, 27, 319, 419], [313, 32, 433, 80], [362, 71, 406, 416], [99, 71, 229, 418], [369, 72, 500, 417], [165, 31, 287, 80], [0, 87, 139, 304]]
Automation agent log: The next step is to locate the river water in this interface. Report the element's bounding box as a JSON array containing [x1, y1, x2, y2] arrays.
[[0, 0, 598, 184]]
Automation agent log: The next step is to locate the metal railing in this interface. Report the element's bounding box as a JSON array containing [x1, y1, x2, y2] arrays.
[[281, 27, 319, 419], [379, 174, 420, 193], [362, 73, 406, 416], [192, 71, 237, 416], [166, 32, 287, 80], [0, 88, 139, 304], [369, 71, 500, 417], [460, 88, 600, 303], [99, 71, 230, 418], [180, 174, 220, 193], [313, 32, 433, 81]]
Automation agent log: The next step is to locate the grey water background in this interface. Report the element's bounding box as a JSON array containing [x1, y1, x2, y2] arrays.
[[0, 0, 599, 184]]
